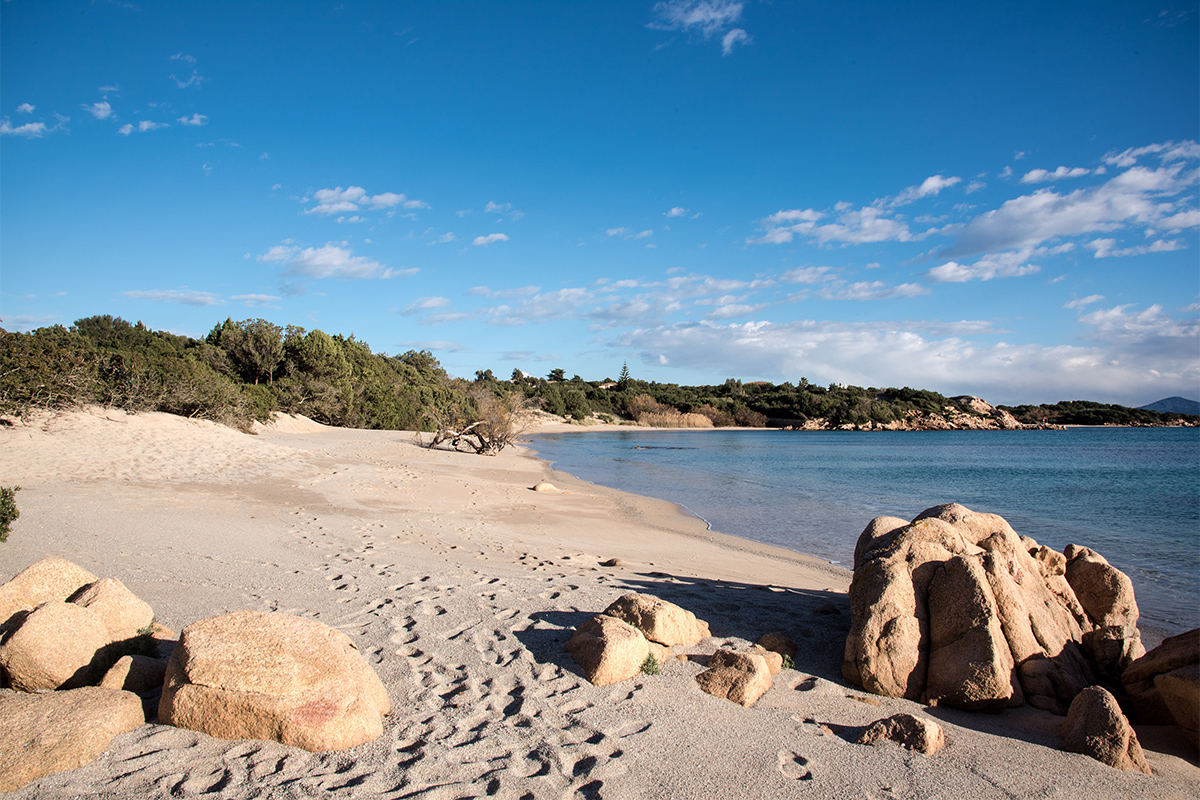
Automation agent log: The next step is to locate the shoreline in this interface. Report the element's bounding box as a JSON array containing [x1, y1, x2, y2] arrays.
[[0, 407, 1195, 799]]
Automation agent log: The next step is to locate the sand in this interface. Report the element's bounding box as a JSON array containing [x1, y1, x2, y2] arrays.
[[0, 406, 1195, 799]]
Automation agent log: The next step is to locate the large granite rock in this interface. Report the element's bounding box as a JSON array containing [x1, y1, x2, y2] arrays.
[[1154, 664, 1199, 748], [843, 504, 1135, 714], [695, 649, 772, 707], [68, 578, 154, 643], [602, 592, 710, 647], [0, 686, 144, 792], [159, 611, 390, 752], [1060, 686, 1151, 774], [857, 713, 945, 755], [1121, 627, 1198, 725], [1064, 546, 1145, 680], [0, 601, 111, 691], [0, 557, 98, 631], [565, 614, 650, 686]]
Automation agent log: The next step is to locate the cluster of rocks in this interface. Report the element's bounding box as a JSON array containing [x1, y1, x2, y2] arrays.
[[843, 503, 1198, 772], [783, 397, 1049, 432], [0, 557, 389, 792], [565, 591, 947, 754]]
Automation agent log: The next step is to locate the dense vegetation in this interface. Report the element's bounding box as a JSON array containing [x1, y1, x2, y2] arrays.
[[998, 400, 1197, 427], [2, 317, 1194, 434]]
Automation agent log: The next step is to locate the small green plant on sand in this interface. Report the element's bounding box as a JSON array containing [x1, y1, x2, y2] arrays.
[[640, 654, 660, 675], [0, 486, 20, 543], [781, 654, 795, 671]]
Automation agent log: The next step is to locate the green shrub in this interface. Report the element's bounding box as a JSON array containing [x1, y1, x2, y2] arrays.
[[0, 486, 20, 543], [780, 654, 795, 671], [640, 653, 660, 675]]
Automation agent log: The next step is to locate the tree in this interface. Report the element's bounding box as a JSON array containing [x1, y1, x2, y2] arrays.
[[618, 361, 631, 389], [426, 385, 533, 455], [547, 368, 565, 382]]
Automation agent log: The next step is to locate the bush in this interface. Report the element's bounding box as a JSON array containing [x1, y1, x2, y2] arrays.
[[0, 486, 19, 543], [640, 653, 660, 675]]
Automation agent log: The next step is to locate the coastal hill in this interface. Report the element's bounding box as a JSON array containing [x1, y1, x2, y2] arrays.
[[1140, 396, 1200, 415], [2, 315, 1196, 433]]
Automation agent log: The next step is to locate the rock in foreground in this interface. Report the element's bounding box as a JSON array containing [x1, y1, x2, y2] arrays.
[[1060, 686, 1151, 774], [0, 686, 144, 792], [564, 614, 650, 686], [159, 611, 390, 752], [843, 504, 1141, 714], [602, 592, 710, 647], [857, 713, 945, 755]]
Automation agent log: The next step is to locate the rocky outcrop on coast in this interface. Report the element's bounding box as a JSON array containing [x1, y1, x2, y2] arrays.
[[841, 503, 1178, 772], [783, 396, 1062, 431]]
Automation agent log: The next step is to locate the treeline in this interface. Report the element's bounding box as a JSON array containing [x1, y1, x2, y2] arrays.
[[0, 316, 461, 431], [2, 317, 1194, 432], [998, 400, 1196, 427]]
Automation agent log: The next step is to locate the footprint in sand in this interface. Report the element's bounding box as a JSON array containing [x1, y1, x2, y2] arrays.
[[776, 750, 813, 780]]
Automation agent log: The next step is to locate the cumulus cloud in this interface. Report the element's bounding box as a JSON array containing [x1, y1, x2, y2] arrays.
[[473, 233, 509, 246], [84, 101, 114, 120], [177, 113, 208, 126], [1086, 238, 1185, 258], [890, 174, 961, 206], [612, 312, 1199, 405], [258, 242, 414, 280], [1103, 140, 1200, 167], [937, 162, 1199, 259], [123, 289, 221, 306], [779, 266, 835, 284], [0, 120, 48, 138], [16, 103, 34, 114], [666, 207, 689, 217], [926, 248, 1046, 283], [751, 204, 926, 246], [304, 186, 428, 218], [1020, 166, 1090, 183]]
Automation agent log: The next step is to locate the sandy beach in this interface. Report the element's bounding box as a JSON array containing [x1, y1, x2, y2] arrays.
[[0, 407, 1195, 799]]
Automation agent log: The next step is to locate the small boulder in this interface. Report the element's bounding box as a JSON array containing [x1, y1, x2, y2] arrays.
[[100, 654, 168, 695], [565, 615, 649, 686], [159, 611, 390, 752], [0, 557, 98, 630], [0, 686, 144, 792], [0, 601, 110, 691], [1121, 628, 1199, 725], [1060, 686, 1151, 774], [602, 592, 710, 647], [1154, 664, 1199, 749], [68, 578, 154, 643], [857, 713, 945, 755], [747, 644, 783, 675], [756, 632, 797, 661], [695, 649, 772, 707]]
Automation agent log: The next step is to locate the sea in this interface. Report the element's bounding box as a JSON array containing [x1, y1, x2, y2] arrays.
[[529, 427, 1200, 637]]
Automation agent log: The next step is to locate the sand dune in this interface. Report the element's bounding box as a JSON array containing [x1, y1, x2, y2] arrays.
[[0, 407, 1195, 798]]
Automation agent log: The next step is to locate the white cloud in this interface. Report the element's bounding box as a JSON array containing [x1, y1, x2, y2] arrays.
[[0, 120, 48, 138], [779, 266, 835, 284], [890, 174, 961, 206], [666, 207, 689, 217], [613, 313, 1199, 405], [1020, 166, 1090, 183], [634, 229, 653, 239], [123, 289, 221, 306], [177, 113, 208, 126], [138, 120, 167, 132], [752, 204, 924, 246], [230, 294, 281, 307], [1064, 295, 1105, 309], [606, 227, 629, 237], [171, 53, 197, 65], [926, 249, 1043, 283], [473, 233, 510, 246], [721, 28, 750, 55], [485, 201, 511, 214], [427, 232, 456, 245], [117, 124, 134, 135], [1103, 140, 1200, 167], [84, 101, 113, 120], [651, 0, 744, 38], [16, 103, 34, 114], [939, 162, 1198, 259], [257, 242, 413, 280], [965, 180, 986, 194], [1086, 237, 1185, 258], [401, 296, 452, 316], [818, 281, 930, 301], [304, 186, 427, 217]]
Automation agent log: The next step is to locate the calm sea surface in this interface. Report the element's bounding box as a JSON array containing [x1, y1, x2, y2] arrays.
[[529, 427, 1200, 635]]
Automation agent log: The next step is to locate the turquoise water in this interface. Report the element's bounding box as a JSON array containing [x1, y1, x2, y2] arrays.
[[529, 428, 1200, 635]]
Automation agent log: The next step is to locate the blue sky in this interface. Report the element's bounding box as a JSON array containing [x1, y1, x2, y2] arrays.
[[2, 1, 1198, 405]]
